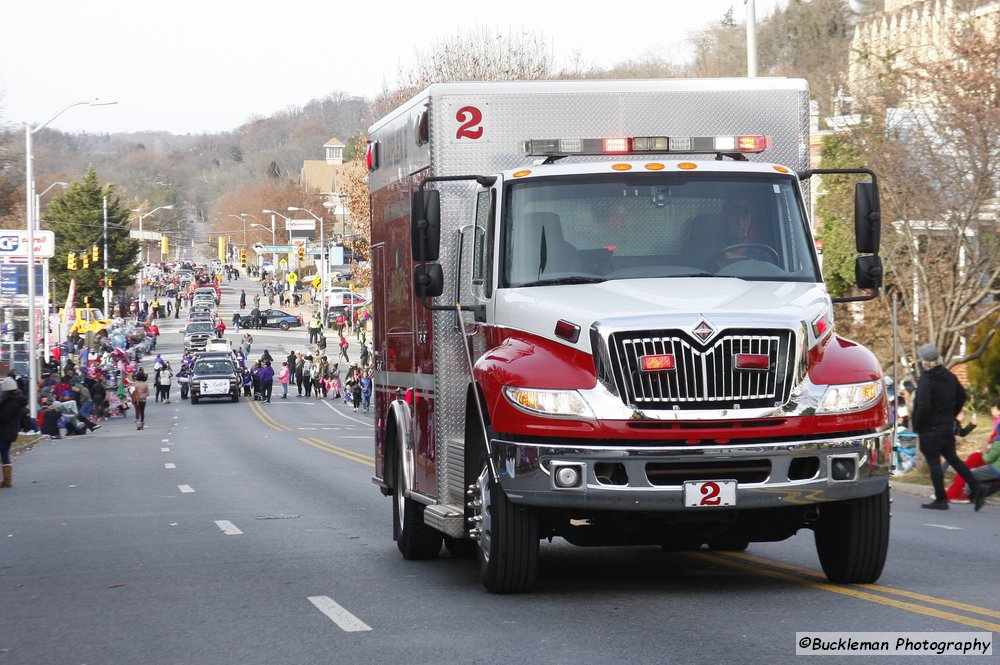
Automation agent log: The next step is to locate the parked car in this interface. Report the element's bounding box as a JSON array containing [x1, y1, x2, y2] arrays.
[[238, 309, 303, 330], [189, 355, 240, 404]]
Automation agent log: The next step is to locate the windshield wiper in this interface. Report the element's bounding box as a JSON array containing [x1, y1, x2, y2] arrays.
[[672, 272, 733, 278], [519, 276, 607, 287]]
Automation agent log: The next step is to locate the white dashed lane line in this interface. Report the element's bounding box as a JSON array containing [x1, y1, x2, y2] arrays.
[[161, 447, 170, 452], [165, 463, 176, 469], [307, 596, 372, 632], [178, 485, 195, 493], [214, 520, 243, 535]]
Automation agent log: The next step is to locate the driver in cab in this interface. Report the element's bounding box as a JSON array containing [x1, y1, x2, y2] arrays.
[[719, 198, 755, 260]]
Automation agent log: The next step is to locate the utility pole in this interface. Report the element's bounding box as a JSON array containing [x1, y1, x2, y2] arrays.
[[103, 196, 110, 317]]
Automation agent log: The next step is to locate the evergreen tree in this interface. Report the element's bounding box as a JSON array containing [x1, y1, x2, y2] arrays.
[[46, 168, 140, 310]]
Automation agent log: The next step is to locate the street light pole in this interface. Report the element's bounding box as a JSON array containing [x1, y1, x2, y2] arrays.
[[263, 209, 291, 275], [132, 205, 174, 309], [35, 182, 68, 364], [288, 206, 324, 300], [24, 99, 116, 420]]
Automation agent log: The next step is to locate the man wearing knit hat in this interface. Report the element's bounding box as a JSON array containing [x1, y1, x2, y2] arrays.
[[911, 343, 986, 510]]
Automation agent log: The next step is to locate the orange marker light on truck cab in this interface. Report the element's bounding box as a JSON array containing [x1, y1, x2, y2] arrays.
[[640, 354, 676, 372]]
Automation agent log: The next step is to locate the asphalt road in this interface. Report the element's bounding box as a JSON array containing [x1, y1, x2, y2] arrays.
[[2, 275, 998, 665]]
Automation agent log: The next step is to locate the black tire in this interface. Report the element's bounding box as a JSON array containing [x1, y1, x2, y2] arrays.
[[231, 392, 239, 403], [444, 535, 478, 559], [706, 540, 749, 552], [477, 467, 540, 594], [814, 487, 890, 583], [392, 446, 442, 560], [280, 322, 290, 331], [191, 396, 199, 405]]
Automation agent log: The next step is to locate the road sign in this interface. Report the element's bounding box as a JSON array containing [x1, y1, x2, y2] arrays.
[[259, 245, 295, 253], [279, 258, 288, 269], [286, 220, 316, 231], [287, 272, 298, 285]]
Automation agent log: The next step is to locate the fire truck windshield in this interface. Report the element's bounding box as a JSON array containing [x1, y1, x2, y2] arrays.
[[500, 173, 822, 288]]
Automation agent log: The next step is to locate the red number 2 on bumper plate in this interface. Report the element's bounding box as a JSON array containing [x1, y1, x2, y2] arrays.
[[683, 480, 737, 507]]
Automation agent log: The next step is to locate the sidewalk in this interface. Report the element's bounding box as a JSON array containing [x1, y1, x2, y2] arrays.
[[891, 479, 999, 507]]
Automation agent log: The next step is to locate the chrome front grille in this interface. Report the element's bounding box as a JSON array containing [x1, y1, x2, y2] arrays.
[[607, 329, 797, 410]]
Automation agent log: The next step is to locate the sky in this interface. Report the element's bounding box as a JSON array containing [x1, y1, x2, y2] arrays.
[[0, 0, 786, 135]]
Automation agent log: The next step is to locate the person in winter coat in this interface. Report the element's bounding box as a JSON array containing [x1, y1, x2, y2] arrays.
[[133, 371, 150, 430], [0, 377, 29, 488], [294, 353, 305, 397], [277, 361, 291, 399], [338, 334, 350, 363], [351, 373, 363, 412], [258, 360, 275, 403], [301, 356, 314, 398], [240, 289, 247, 310], [912, 343, 985, 510], [160, 363, 174, 403], [360, 372, 372, 413]]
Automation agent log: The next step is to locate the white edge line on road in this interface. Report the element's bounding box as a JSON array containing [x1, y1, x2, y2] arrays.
[[318, 399, 374, 427], [161, 439, 170, 443], [924, 523, 962, 530], [178, 485, 195, 493], [161, 447, 170, 452], [165, 463, 176, 469], [307, 596, 372, 632], [214, 520, 244, 536]]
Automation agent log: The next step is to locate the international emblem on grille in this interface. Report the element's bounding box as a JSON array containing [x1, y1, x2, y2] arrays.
[[692, 319, 716, 343]]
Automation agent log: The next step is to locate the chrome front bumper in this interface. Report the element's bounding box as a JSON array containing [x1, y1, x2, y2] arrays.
[[492, 430, 892, 512]]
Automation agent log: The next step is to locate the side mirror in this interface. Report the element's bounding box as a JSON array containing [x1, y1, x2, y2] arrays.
[[855, 255, 883, 290], [854, 182, 881, 254], [414, 263, 444, 298], [411, 189, 441, 262]]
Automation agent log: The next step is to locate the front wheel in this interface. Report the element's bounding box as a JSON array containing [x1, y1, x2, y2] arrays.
[[814, 487, 890, 583], [473, 462, 539, 594], [280, 322, 290, 331], [392, 446, 442, 559]]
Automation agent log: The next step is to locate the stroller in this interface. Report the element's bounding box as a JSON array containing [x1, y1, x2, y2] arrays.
[[893, 427, 920, 475]]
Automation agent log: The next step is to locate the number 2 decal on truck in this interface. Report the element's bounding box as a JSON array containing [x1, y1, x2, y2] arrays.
[[451, 104, 487, 142]]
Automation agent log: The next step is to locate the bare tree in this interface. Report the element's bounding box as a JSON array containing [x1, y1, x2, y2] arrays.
[[832, 9, 1000, 371], [377, 27, 556, 114]]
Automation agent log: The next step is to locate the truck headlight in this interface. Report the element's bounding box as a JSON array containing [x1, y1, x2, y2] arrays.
[[504, 387, 595, 419], [817, 380, 883, 414]]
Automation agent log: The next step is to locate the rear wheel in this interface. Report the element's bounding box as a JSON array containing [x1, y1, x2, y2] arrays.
[[814, 487, 890, 583], [392, 446, 441, 559], [191, 396, 199, 404], [280, 322, 290, 331]]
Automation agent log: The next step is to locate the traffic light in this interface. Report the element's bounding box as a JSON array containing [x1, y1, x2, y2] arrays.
[[98, 279, 105, 287], [240, 247, 247, 268], [298, 246, 305, 261], [82, 253, 90, 269], [161, 236, 169, 255], [108, 278, 113, 288], [92, 245, 99, 262], [67, 252, 77, 270]]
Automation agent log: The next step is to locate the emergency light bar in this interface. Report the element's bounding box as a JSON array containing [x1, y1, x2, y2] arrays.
[[522, 135, 771, 157]]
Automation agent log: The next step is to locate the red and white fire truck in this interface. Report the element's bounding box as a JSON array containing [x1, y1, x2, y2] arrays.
[[367, 79, 890, 593]]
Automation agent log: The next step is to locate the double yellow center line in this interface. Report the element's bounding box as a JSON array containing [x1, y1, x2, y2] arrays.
[[246, 396, 373, 467], [689, 550, 1000, 632], [299, 437, 374, 468]]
